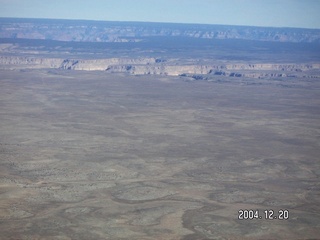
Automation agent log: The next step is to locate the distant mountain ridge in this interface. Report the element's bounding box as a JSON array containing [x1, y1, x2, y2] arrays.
[[0, 18, 320, 43]]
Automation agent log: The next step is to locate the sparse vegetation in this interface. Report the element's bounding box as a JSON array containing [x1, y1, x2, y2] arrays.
[[1, 18, 320, 240]]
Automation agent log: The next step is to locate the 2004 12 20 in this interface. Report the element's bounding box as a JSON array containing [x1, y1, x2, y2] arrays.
[[238, 209, 289, 220]]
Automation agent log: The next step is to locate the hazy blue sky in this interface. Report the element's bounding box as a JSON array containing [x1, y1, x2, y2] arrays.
[[0, 0, 319, 29]]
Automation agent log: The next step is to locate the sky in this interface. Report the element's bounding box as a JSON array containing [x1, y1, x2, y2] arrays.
[[0, 0, 319, 29]]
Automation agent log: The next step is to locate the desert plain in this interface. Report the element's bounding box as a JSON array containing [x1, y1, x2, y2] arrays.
[[0, 18, 320, 239]]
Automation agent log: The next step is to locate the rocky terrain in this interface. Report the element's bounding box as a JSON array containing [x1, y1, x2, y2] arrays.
[[1, 18, 320, 43], [1, 18, 320, 79], [1, 55, 319, 79]]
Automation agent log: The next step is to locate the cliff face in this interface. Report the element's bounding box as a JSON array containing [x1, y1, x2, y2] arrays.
[[0, 56, 62, 68], [1, 55, 319, 78], [105, 62, 320, 78], [59, 58, 157, 70], [1, 18, 320, 43]]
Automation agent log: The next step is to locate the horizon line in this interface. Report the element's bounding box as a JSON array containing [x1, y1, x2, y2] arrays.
[[1, 17, 320, 31]]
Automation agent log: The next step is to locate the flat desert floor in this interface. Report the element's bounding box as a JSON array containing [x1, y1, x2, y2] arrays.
[[1, 69, 320, 239]]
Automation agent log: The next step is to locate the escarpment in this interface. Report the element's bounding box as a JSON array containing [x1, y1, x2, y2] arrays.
[[0, 56, 63, 68], [1, 18, 320, 43], [59, 58, 158, 70], [1, 55, 319, 79]]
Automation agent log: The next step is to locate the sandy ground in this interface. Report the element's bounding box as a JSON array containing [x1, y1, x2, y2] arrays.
[[0, 69, 320, 239]]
